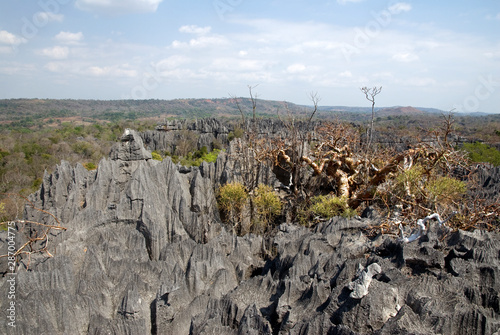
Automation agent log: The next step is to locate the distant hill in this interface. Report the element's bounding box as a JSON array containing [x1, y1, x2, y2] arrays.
[[0, 98, 305, 126], [0, 98, 491, 129], [376, 106, 427, 117]]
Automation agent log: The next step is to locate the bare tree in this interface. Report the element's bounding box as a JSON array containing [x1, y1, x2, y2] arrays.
[[175, 128, 198, 157], [229, 84, 259, 126], [360, 86, 382, 151], [248, 84, 259, 123], [307, 91, 321, 123]]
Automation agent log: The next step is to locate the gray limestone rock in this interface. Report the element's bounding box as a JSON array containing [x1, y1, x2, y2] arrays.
[[110, 128, 152, 161], [1, 124, 499, 335]]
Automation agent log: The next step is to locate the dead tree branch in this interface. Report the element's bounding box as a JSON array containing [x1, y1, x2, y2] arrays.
[[0, 193, 65, 268]]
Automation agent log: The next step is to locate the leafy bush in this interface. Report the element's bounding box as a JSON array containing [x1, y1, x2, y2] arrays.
[[253, 184, 282, 226], [193, 146, 208, 159], [228, 127, 244, 142], [203, 149, 221, 163], [387, 164, 466, 211], [309, 195, 356, 220], [212, 138, 223, 150], [179, 149, 221, 167], [83, 162, 97, 171], [395, 164, 425, 196], [71, 141, 94, 159], [462, 142, 500, 166], [32, 178, 43, 190], [151, 151, 163, 161], [426, 176, 466, 204], [218, 182, 248, 234], [218, 182, 248, 214]]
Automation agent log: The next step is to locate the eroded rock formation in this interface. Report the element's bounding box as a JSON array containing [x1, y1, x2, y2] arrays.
[[0, 127, 499, 335]]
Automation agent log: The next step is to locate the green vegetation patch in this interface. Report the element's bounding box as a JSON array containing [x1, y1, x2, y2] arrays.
[[426, 176, 466, 203], [309, 195, 357, 220], [178, 147, 222, 167], [462, 142, 500, 166], [253, 184, 282, 224], [151, 151, 163, 161], [218, 182, 248, 215]]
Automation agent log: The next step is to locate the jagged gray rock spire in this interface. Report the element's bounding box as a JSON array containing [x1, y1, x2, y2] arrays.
[[109, 128, 152, 161]]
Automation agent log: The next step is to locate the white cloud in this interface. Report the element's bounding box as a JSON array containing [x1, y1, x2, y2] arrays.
[[210, 58, 269, 72], [44, 62, 66, 73], [0, 30, 27, 46], [496, 13, 500, 20], [55, 31, 84, 45], [484, 51, 500, 59], [0, 62, 38, 75], [171, 35, 228, 49], [388, 2, 412, 14], [34, 12, 64, 23], [339, 70, 353, 78], [75, 0, 163, 15], [155, 55, 191, 71], [179, 25, 211, 35], [392, 52, 419, 62], [88, 65, 137, 77], [286, 63, 307, 74], [39, 46, 70, 59], [44, 60, 137, 78]]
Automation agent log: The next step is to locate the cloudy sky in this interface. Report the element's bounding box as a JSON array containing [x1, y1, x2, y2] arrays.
[[0, 0, 499, 112]]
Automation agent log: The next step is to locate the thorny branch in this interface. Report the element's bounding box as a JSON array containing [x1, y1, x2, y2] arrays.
[[1, 193, 65, 268]]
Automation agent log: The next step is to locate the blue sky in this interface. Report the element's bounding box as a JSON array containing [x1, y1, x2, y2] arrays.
[[0, 0, 499, 113]]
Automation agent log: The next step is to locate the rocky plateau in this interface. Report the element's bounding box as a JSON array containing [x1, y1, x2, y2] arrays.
[[1, 119, 499, 335]]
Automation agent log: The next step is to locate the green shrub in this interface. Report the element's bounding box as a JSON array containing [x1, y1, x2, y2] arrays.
[[151, 151, 163, 161], [218, 182, 248, 215], [32, 178, 43, 190], [212, 138, 223, 150], [84, 162, 97, 170], [253, 184, 282, 225], [395, 164, 425, 195], [309, 195, 356, 220], [179, 149, 221, 167], [193, 146, 208, 159], [203, 149, 221, 163], [71, 141, 94, 158], [228, 127, 244, 142], [426, 176, 466, 204], [218, 182, 248, 234], [462, 142, 500, 166]]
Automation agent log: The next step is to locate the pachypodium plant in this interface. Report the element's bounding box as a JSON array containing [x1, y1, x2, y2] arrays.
[[252, 184, 282, 232], [217, 182, 248, 235]]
